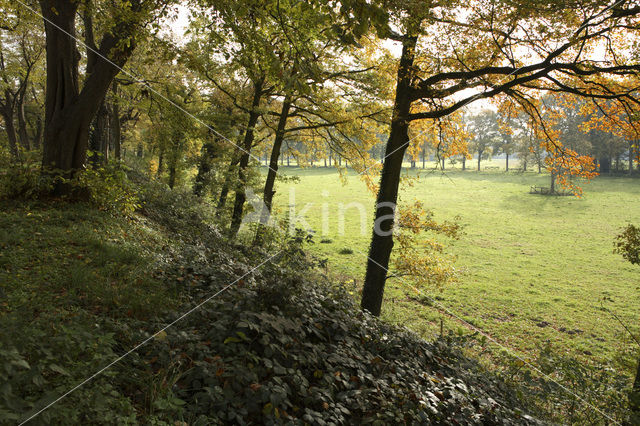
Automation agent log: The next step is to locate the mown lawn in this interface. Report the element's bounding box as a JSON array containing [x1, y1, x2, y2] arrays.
[[269, 162, 640, 375]]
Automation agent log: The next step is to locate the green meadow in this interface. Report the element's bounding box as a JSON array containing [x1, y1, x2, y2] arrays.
[[269, 160, 640, 373]]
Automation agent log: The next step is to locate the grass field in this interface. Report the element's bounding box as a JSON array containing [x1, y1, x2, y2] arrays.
[[268, 160, 640, 376]]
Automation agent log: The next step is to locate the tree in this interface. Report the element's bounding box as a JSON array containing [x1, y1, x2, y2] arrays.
[[468, 110, 499, 171], [613, 224, 640, 424], [38, 0, 171, 193], [361, 1, 640, 316], [0, 8, 44, 158]]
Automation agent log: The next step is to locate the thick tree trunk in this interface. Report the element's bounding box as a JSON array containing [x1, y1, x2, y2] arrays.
[[361, 35, 417, 317], [477, 152, 482, 171], [255, 97, 291, 245], [505, 153, 509, 171], [39, 0, 135, 194], [462, 156, 466, 171], [228, 79, 264, 238], [550, 171, 556, 194]]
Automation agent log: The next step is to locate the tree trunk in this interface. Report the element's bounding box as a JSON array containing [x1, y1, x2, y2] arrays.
[[168, 161, 176, 189], [112, 83, 121, 161], [39, 0, 135, 194], [228, 78, 264, 238], [441, 156, 445, 170], [550, 170, 556, 194], [16, 90, 30, 151], [215, 156, 239, 217], [1, 107, 20, 159], [599, 157, 611, 174], [505, 153, 509, 171], [33, 115, 43, 150], [462, 156, 466, 171], [193, 141, 215, 196], [255, 97, 292, 245], [477, 152, 482, 171], [156, 150, 164, 177], [361, 35, 417, 317], [89, 102, 109, 165], [630, 357, 640, 423]]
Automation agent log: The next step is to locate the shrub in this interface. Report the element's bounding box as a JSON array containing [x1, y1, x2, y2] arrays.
[[75, 163, 140, 216]]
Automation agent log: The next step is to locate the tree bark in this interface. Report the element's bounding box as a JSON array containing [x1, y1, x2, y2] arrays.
[[477, 151, 482, 171], [32, 114, 43, 150], [193, 141, 216, 196], [156, 149, 164, 177], [631, 357, 640, 423], [16, 88, 30, 151], [505, 152, 509, 171], [112, 86, 121, 161], [361, 34, 417, 317], [462, 155, 466, 171], [255, 96, 292, 245], [550, 170, 556, 194], [168, 161, 176, 189], [1, 106, 20, 159], [39, 0, 136, 194], [89, 102, 109, 165], [228, 78, 264, 238], [215, 155, 239, 217]]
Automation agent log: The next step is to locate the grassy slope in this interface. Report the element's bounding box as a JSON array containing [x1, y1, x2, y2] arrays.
[[0, 200, 178, 319], [271, 165, 640, 372], [0, 192, 540, 424]]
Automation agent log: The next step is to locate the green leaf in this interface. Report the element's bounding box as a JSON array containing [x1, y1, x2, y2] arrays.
[[49, 364, 70, 376]]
